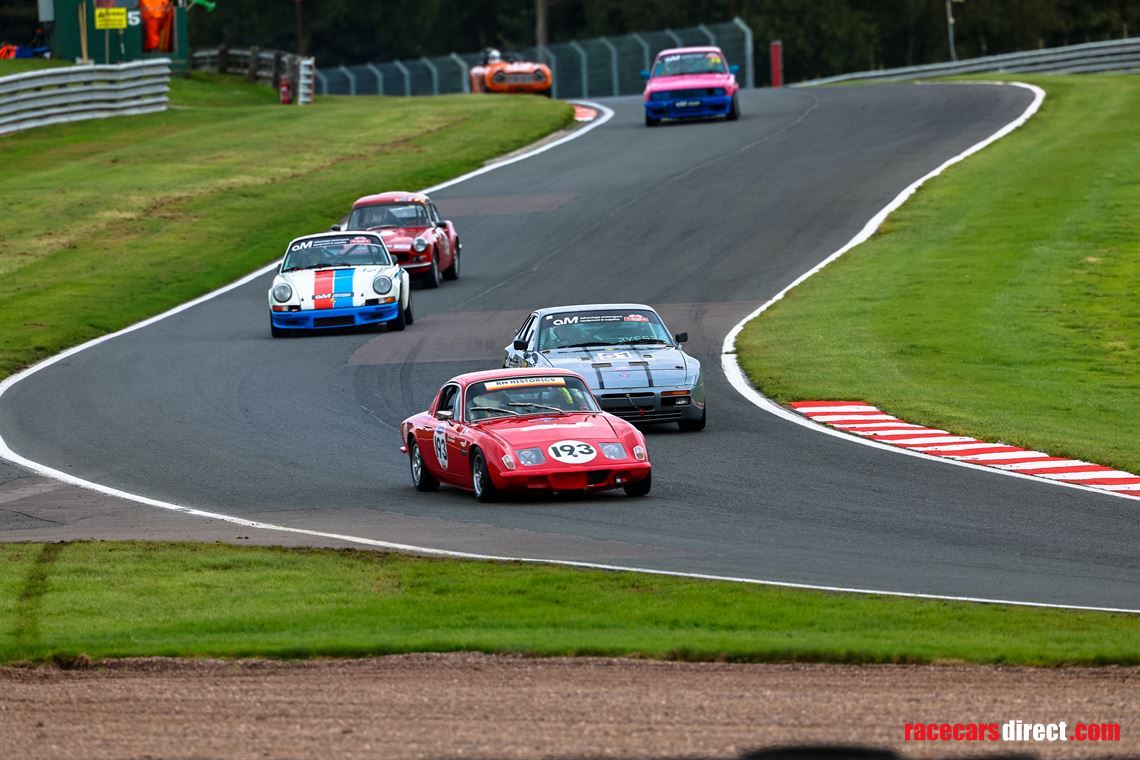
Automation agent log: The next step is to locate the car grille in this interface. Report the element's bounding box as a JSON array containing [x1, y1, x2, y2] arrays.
[[496, 72, 540, 84], [655, 88, 724, 100], [606, 408, 683, 423], [313, 316, 354, 327], [587, 470, 610, 486]]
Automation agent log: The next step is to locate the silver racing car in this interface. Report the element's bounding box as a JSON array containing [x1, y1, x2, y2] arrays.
[[502, 303, 706, 431]]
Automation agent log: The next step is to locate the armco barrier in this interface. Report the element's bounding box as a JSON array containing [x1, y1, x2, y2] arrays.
[[318, 17, 754, 98], [0, 59, 171, 136], [796, 36, 1140, 86]]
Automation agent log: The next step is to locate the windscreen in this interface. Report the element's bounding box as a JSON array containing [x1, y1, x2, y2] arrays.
[[348, 203, 432, 229], [282, 236, 391, 271], [537, 309, 673, 351], [653, 51, 727, 77], [465, 376, 599, 420]]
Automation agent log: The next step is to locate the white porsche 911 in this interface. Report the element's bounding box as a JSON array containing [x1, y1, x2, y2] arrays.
[[268, 231, 413, 337]]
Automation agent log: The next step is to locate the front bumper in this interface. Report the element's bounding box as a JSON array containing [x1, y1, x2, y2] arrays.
[[494, 462, 651, 493], [644, 95, 732, 121], [596, 389, 704, 425], [270, 302, 399, 330]]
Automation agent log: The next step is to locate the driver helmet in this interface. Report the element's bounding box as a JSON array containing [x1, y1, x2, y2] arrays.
[[485, 47, 502, 64]]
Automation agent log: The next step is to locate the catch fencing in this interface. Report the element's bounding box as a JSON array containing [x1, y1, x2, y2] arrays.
[[0, 59, 170, 136], [190, 47, 316, 104], [316, 17, 753, 98], [797, 36, 1140, 86]]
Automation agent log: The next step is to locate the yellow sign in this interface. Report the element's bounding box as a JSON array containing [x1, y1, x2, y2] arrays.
[[95, 7, 128, 30]]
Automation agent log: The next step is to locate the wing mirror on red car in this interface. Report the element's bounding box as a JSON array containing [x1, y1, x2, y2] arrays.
[[436, 410, 454, 422], [674, 332, 688, 344]]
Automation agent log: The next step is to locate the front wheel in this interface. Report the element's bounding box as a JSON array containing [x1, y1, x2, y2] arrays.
[[420, 254, 442, 289], [409, 440, 440, 492], [623, 471, 651, 497], [442, 245, 460, 280], [726, 94, 740, 121], [270, 320, 292, 338], [645, 113, 660, 127], [471, 449, 500, 503]]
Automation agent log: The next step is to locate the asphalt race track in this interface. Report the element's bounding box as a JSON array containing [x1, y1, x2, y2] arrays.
[[3, 84, 1137, 609]]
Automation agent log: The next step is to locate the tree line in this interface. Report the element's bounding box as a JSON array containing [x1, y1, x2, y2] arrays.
[[3, 0, 1136, 81]]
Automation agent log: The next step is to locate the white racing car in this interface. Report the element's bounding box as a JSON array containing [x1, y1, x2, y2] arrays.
[[268, 231, 413, 337]]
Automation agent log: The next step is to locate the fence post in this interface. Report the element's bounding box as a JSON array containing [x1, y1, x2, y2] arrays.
[[449, 52, 469, 93], [314, 68, 328, 96], [732, 16, 755, 88], [599, 37, 619, 96], [769, 40, 783, 88], [632, 33, 650, 71], [698, 24, 716, 45], [217, 44, 229, 74], [338, 64, 356, 96], [569, 40, 588, 98], [247, 46, 259, 82], [538, 46, 558, 99], [665, 28, 682, 47], [421, 57, 439, 95], [366, 63, 384, 95], [392, 59, 411, 96], [272, 50, 284, 89]]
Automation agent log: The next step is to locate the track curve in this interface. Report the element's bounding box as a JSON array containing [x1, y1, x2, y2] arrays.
[[3, 84, 1137, 609]]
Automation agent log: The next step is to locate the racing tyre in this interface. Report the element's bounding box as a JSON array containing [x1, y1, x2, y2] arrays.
[[408, 440, 440, 492], [678, 407, 707, 432], [442, 245, 460, 280], [727, 94, 740, 121], [645, 114, 660, 127], [623, 471, 652, 497], [420, 253, 442, 289], [404, 297, 414, 325], [270, 321, 292, 339], [388, 304, 406, 331], [471, 449, 500, 503]]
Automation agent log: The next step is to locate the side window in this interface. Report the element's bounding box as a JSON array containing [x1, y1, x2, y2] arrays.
[[436, 385, 459, 416], [428, 203, 441, 224]]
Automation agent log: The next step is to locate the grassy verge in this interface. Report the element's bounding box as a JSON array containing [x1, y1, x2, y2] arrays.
[[737, 75, 1139, 474], [0, 542, 1135, 665], [0, 72, 572, 377], [0, 59, 70, 75]]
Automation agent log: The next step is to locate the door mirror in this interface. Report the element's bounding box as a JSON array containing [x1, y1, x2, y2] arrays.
[[729, 64, 740, 75], [436, 410, 454, 422], [329, 223, 343, 232], [640, 69, 650, 80], [673, 332, 688, 344], [513, 339, 528, 350]]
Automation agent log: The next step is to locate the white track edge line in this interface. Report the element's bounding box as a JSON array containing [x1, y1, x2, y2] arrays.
[[0, 95, 1134, 615], [722, 81, 1138, 509]]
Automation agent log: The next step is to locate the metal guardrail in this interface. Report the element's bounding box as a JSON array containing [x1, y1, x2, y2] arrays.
[[190, 47, 316, 105], [318, 17, 754, 98], [796, 36, 1140, 86], [0, 59, 171, 136]]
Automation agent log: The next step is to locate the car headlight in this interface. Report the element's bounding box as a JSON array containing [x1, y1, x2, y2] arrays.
[[601, 443, 627, 460], [633, 445, 647, 462], [412, 237, 428, 253], [272, 283, 293, 303], [711, 87, 726, 96], [516, 447, 546, 466], [372, 275, 393, 295], [651, 91, 672, 101], [533, 70, 546, 81]]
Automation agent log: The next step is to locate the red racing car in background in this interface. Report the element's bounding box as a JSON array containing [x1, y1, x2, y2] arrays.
[[333, 191, 460, 288], [400, 369, 652, 502]]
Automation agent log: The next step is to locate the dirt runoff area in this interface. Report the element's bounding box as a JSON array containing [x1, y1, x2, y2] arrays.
[[0, 654, 1134, 760]]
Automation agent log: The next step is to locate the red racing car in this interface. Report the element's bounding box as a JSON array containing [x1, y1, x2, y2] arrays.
[[333, 191, 460, 288], [400, 369, 652, 501]]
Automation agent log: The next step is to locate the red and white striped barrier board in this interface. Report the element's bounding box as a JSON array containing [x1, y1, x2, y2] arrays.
[[790, 401, 1140, 500]]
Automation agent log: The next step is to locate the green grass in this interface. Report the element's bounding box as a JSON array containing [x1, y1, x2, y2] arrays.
[[737, 75, 1139, 474], [0, 73, 572, 377], [0, 58, 71, 75], [0, 542, 1135, 665]]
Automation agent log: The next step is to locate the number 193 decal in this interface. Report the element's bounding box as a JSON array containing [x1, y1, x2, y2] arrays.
[[547, 440, 597, 464]]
